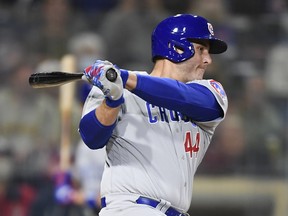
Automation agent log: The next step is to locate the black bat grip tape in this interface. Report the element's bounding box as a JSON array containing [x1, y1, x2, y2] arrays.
[[106, 68, 117, 82]]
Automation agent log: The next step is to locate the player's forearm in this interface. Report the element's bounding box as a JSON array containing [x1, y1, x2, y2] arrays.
[[96, 99, 120, 126]]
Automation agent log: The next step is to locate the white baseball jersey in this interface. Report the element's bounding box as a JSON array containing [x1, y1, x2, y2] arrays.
[[82, 73, 228, 212]]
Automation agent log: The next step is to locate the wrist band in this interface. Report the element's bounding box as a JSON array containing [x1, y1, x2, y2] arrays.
[[105, 95, 124, 108]]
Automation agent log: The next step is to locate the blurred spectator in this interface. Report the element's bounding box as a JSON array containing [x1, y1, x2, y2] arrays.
[[200, 71, 284, 176], [264, 38, 288, 98], [31, 0, 71, 58], [263, 11, 288, 177], [240, 74, 284, 175], [99, 0, 168, 71], [0, 62, 60, 169], [264, 11, 288, 98], [0, 61, 61, 215], [268, 0, 288, 13], [67, 32, 106, 70], [25, 0, 90, 60], [198, 100, 245, 174], [0, 36, 24, 80]]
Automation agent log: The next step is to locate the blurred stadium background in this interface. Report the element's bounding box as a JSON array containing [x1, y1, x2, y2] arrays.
[[0, 0, 287, 216]]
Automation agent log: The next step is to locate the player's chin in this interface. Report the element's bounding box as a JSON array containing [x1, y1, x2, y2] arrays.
[[196, 69, 205, 79]]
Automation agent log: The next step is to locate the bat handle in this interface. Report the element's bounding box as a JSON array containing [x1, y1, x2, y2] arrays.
[[106, 68, 118, 82]]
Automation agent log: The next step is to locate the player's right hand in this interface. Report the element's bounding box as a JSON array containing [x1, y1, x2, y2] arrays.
[[84, 60, 127, 107]]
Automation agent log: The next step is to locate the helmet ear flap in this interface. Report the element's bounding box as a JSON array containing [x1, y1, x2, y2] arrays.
[[167, 39, 195, 63]]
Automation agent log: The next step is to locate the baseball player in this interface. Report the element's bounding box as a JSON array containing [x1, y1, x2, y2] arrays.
[[79, 14, 228, 216]]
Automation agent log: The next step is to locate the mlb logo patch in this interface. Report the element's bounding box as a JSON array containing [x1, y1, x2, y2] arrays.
[[209, 80, 226, 98]]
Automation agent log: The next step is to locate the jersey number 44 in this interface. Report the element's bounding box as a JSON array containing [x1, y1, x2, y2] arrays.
[[184, 131, 200, 158]]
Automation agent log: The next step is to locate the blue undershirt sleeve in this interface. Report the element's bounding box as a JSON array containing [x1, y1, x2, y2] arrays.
[[132, 74, 223, 122], [79, 109, 116, 149]]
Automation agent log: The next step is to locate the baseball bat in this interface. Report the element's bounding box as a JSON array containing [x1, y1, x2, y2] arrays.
[[59, 55, 76, 171], [28, 68, 118, 88]]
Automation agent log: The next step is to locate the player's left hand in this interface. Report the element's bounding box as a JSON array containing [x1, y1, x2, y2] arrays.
[[84, 60, 125, 107]]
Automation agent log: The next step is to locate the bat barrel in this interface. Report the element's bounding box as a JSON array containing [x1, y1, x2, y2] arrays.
[[29, 72, 83, 88]]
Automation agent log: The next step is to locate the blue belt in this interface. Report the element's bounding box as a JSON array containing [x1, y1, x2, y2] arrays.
[[101, 196, 187, 216]]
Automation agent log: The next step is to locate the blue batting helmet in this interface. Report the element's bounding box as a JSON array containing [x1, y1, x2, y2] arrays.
[[151, 14, 228, 63]]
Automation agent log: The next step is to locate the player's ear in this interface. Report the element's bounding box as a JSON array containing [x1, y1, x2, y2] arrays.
[[174, 46, 184, 55]]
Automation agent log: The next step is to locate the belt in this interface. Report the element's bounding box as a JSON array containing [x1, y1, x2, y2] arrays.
[[101, 196, 188, 216]]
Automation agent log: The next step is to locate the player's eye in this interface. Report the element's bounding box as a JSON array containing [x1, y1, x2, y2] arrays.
[[196, 46, 205, 53], [197, 45, 209, 54]]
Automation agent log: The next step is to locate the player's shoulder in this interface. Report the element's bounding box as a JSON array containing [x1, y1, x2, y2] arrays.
[[189, 79, 227, 100], [189, 79, 228, 115]]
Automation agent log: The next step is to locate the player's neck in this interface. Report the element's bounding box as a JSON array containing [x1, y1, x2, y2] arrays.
[[151, 59, 185, 82], [151, 59, 174, 77]]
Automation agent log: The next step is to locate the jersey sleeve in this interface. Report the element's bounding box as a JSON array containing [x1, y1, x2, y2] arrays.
[[191, 79, 228, 116], [132, 74, 225, 122], [190, 79, 228, 134], [79, 86, 115, 149], [81, 86, 105, 117]]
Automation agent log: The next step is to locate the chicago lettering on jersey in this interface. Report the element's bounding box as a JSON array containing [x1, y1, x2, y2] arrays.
[[146, 102, 195, 124]]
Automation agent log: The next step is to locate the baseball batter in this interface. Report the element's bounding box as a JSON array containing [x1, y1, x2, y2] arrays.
[[79, 14, 228, 216]]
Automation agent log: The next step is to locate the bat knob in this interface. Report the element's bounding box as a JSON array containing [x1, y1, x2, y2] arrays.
[[106, 68, 117, 82]]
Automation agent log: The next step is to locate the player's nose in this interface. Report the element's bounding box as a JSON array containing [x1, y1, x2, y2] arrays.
[[203, 53, 212, 65]]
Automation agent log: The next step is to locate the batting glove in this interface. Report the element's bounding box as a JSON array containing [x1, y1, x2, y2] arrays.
[[84, 60, 128, 108]]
